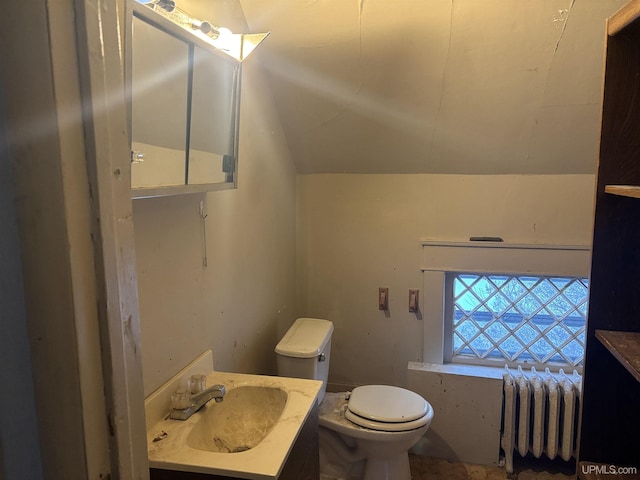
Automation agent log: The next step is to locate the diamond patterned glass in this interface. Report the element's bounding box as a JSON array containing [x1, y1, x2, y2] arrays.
[[451, 274, 588, 367]]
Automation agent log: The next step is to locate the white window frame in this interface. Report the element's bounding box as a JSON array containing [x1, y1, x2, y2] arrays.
[[420, 241, 591, 371]]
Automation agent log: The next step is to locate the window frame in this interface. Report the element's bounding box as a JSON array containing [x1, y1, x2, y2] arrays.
[[420, 241, 591, 371], [447, 272, 589, 370]]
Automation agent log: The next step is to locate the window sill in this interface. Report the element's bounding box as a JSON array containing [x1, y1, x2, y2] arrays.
[[408, 361, 504, 380], [408, 361, 583, 381]]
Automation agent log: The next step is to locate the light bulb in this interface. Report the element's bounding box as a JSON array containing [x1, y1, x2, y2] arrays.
[[217, 27, 233, 42]]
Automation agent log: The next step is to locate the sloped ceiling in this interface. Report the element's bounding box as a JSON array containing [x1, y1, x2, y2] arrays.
[[239, 0, 625, 174]]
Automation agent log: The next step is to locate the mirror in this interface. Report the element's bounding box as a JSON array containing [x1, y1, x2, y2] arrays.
[[131, 16, 189, 188], [188, 47, 239, 185], [129, 4, 241, 198]]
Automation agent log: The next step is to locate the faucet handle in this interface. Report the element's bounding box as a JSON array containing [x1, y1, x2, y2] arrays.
[[170, 388, 191, 410], [189, 374, 207, 394]]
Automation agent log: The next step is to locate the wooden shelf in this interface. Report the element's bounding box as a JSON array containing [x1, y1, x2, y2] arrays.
[[595, 330, 640, 382], [608, 0, 640, 36], [604, 185, 640, 198]]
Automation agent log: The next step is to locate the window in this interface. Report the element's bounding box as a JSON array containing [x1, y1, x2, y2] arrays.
[[449, 273, 588, 368], [420, 241, 591, 370]]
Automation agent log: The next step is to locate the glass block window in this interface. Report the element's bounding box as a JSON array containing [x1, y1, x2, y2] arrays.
[[450, 274, 588, 367]]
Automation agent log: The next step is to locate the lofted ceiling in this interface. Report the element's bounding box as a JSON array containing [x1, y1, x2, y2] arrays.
[[238, 0, 625, 175]]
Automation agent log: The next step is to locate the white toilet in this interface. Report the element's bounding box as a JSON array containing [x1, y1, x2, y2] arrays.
[[275, 318, 434, 480]]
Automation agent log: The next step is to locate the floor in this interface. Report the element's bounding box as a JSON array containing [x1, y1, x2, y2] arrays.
[[409, 454, 575, 480]]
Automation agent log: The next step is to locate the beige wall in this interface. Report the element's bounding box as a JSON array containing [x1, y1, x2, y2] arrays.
[[297, 174, 595, 388], [135, 0, 601, 398], [241, 0, 625, 175], [135, 55, 297, 396], [408, 363, 504, 466], [0, 0, 611, 474]]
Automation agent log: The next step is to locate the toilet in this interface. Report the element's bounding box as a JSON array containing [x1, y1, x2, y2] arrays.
[[275, 318, 434, 480]]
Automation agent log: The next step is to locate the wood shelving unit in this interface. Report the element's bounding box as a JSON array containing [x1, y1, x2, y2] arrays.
[[608, 0, 640, 35], [604, 184, 640, 198], [577, 0, 640, 471], [595, 330, 640, 382]]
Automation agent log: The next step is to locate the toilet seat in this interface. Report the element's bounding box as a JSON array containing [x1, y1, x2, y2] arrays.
[[344, 385, 430, 432]]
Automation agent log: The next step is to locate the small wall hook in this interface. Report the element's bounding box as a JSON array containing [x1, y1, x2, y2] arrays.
[[199, 200, 208, 267]]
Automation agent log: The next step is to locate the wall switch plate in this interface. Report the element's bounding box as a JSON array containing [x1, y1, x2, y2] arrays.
[[409, 289, 419, 313], [378, 287, 389, 310]]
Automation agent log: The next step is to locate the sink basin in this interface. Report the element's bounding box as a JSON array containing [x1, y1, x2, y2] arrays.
[[145, 361, 322, 479], [186, 386, 287, 453]]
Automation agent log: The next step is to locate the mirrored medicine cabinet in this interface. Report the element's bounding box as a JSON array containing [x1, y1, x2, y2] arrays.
[[126, 2, 242, 198]]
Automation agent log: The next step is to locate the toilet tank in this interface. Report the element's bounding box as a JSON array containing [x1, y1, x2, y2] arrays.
[[275, 318, 333, 402]]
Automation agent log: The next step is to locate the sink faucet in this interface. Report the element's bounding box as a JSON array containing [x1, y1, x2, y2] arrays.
[[170, 384, 226, 420]]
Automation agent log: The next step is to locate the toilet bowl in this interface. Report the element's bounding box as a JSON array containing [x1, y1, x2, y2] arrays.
[[275, 318, 434, 480], [319, 388, 433, 480]]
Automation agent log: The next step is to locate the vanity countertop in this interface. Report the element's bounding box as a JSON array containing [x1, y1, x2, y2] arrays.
[[145, 370, 321, 479]]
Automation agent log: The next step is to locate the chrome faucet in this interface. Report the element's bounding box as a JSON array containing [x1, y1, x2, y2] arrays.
[[170, 384, 226, 420]]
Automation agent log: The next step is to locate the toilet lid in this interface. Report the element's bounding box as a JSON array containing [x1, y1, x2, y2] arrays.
[[344, 408, 429, 432], [347, 385, 428, 423]]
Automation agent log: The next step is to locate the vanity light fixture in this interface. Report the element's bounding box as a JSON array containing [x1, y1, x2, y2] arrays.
[[135, 0, 269, 61], [136, 0, 175, 12]]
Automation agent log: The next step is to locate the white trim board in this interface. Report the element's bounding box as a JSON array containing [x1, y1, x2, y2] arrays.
[[421, 241, 591, 277]]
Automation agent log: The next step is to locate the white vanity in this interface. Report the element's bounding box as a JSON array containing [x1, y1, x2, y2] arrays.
[[145, 352, 322, 479]]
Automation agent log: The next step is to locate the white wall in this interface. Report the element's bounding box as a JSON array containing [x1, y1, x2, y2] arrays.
[[297, 173, 595, 465], [241, 0, 626, 175], [296, 173, 596, 388], [134, 0, 607, 395], [407, 363, 504, 466], [133, 0, 605, 468], [134, 45, 298, 396]]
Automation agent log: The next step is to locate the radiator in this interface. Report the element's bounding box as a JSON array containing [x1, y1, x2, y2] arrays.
[[501, 366, 582, 474]]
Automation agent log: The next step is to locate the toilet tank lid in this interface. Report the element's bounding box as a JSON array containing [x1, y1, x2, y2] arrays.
[[275, 318, 334, 358]]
